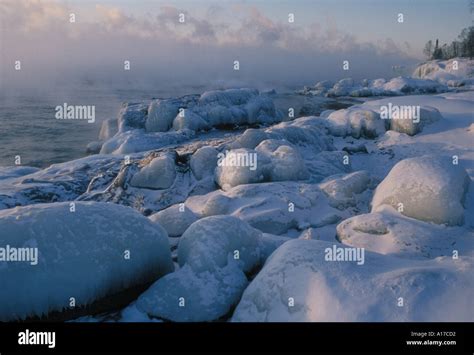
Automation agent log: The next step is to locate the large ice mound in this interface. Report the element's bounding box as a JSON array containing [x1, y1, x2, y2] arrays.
[[371, 156, 471, 226], [0, 202, 174, 321], [232, 239, 474, 321]]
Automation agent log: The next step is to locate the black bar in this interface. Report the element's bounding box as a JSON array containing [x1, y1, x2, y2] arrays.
[[0, 322, 472, 353]]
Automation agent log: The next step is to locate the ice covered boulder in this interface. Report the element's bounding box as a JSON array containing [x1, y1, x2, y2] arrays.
[[255, 140, 309, 181], [190, 146, 219, 180], [99, 129, 194, 155], [383, 105, 442, 136], [215, 148, 271, 191], [136, 263, 247, 322], [186, 182, 343, 235], [191, 88, 280, 129], [117, 102, 148, 132], [382, 77, 447, 95], [172, 109, 209, 131], [265, 117, 334, 151], [319, 171, 371, 209], [232, 239, 474, 321], [149, 204, 198, 237], [337, 207, 474, 260], [0, 201, 174, 321], [145, 99, 181, 132], [326, 108, 385, 138], [412, 58, 474, 86], [130, 153, 177, 190], [371, 156, 471, 226], [178, 215, 262, 273], [327, 78, 355, 97], [136, 215, 263, 322], [230, 128, 269, 149]]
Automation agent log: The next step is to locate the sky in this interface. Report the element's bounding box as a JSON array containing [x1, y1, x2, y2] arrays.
[[1, 0, 472, 92]]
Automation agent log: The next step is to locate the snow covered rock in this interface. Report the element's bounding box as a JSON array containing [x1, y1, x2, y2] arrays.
[[117, 102, 148, 132], [149, 204, 198, 237], [215, 148, 271, 191], [178, 215, 262, 273], [337, 206, 474, 260], [0, 201, 173, 321], [146, 99, 181, 132], [382, 77, 447, 95], [255, 140, 309, 181], [230, 128, 269, 149], [190, 146, 219, 180], [327, 78, 355, 97], [232, 239, 474, 321], [371, 156, 471, 226], [130, 153, 177, 190], [265, 117, 333, 151], [136, 263, 247, 322], [412, 58, 474, 86], [319, 171, 371, 209], [186, 181, 344, 235], [189, 88, 280, 129], [326, 108, 385, 138], [172, 109, 209, 131], [136, 215, 264, 321], [385, 105, 442, 136], [99, 129, 194, 155]]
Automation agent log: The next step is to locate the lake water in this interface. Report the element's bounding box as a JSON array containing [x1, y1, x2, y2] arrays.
[[0, 86, 203, 168]]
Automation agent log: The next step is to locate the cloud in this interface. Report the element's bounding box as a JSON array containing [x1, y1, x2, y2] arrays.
[[1, 0, 418, 91]]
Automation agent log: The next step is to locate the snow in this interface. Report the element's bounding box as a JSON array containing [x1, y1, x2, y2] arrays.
[[255, 140, 309, 181], [387, 106, 442, 136], [337, 206, 474, 260], [184, 181, 356, 235], [412, 58, 474, 87], [130, 152, 177, 190], [214, 148, 270, 191], [145, 99, 181, 132], [325, 108, 385, 138], [190, 146, 219, 180], [99, 129, 194, 155], [136, 263, 247, 322], [0, 201, 174, 321], [2, 74, 473, 323], [319, 170, 371, 209], [232, 239, 474, 321], [117, 102, 148, 132], [381, 77, 446, 95], [302, 75, 448, 98], [178, 215, 262, 273], [172, 109, 210, 131], [149, 204, 198, 237], [371, 156, 471, 226], [136, 215, 265, 321], [229, 128, 269, 149]]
